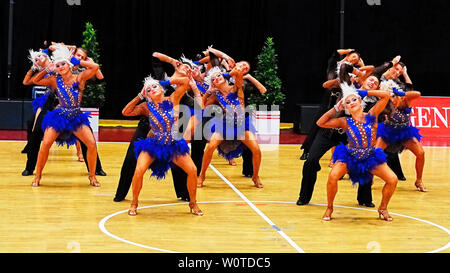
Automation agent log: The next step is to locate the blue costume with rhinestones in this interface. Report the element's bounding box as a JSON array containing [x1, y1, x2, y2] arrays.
[[31, 73, 55, 113], [377, 106, 422, 153], [332, 114, 387, 185], [207, 90, 256, 161], [41, 75, 91, 147], [134, 100, 190, 180]]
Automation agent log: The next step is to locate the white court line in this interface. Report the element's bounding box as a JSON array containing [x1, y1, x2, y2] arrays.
[[208, 164, 305, 253], [98, 200, 449, 253], [98, 207, 179, 253]]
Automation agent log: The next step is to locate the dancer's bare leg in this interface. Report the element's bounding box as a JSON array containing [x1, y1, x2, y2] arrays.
[[198, 133, 223, 188], [403, 138, 426, 192], [33, 128, 59, 186], [73, 125, 99, 187], [371, 163, 398, 221], [76, 141, 84, 162], [173, 155, 203, 215], [241, 131, 263, 188], [322, 162, 347, 220], [128, 152, 154, 216]]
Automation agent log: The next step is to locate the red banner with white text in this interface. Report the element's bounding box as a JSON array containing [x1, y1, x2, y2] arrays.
[[410, 96, 450, 138]]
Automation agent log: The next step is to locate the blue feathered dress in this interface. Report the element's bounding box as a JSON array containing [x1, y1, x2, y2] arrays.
[[32, 93, 50, 113], [206, 91, 256, 161], [41, 75, 91, 147], [332, 114, 387, 185], [32, 73, 55, 113], [134, 100, 190, 180], [377, 107, 422, 153]]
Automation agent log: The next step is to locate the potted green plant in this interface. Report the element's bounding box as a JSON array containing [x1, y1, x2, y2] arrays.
[[80, 22, 106, 134], [248, 37, 285, 135]]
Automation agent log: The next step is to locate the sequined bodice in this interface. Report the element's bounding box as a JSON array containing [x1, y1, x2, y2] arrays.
[[346, 114, 377, 149], [55, 75, 80, 108], [384, 107, 411, 128], [147, 100, 176, 144], [344, 115, 378, 160], [196, 81, 209, 94], [215, 91, 245, 124], [54, 75, 82, 118]]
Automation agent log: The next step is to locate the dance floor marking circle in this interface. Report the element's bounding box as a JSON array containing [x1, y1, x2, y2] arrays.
[[98, 200, 450, 253]]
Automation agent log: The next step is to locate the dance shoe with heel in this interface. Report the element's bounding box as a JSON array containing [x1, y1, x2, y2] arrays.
[[197, 175, 205, 188], [228, 159, 237, 166], [88, 176, 101, 187], [322, 207, 333, 221], [31, 177, 41, 187], [252, 176, 263, 188], [77, 152, 84, 162], [189, 203, 203, 216], [128, 203, 138, 216], [378, 209, 393, 221], [414, 180, 427, 192]]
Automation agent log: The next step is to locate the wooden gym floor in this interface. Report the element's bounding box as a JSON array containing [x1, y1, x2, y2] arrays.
[[0, 136, 449, 253]]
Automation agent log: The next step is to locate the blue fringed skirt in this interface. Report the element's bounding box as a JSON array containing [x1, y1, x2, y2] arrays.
[[207, 116, 256, 160], [377, 123, 423, 153], [42, 107, 91, 148], [332, 144, 387, 185], [32, 93, 50, 113], [134, 137, 190, 180], [217, 141, 246, 161]]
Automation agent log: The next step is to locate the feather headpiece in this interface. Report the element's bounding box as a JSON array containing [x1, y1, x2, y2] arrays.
[[203, 66, 224, 88], [51, 44, 74, 67], [143, 74, 160, 88], [380, 79, 402, 95], [340, 82, 366, 113], [28, 49, 49, 66], [180, 54, 197, 69]]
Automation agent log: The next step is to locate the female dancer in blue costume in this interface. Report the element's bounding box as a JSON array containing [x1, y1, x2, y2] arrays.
[[31, 45, 100, 187], [122, 74, 203, 216], [317, 84, 398, 221], [23, 48, 54, 132], [198, 64, 263, 188], [21, 48, 58, 176], [376, 80, 426, 192]]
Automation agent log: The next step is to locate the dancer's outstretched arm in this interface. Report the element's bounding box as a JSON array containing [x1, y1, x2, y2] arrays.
[[169, 77, 190, 104], [337, 49, 354, 55], [316, 100, 347, 129], [392, 88, 421, 107], [75, 57, 100, 83], [205, 47, 235, 68], [189, 77, 204, 109], [122, 88, 148, 117], [152, 52, 180, 68], [244, 74, 267, 94], [366, 90, 390, 116], [32, 67, 56, 88]]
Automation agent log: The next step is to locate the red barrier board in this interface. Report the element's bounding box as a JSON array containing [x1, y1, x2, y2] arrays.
[[410, 96, 450, 137]]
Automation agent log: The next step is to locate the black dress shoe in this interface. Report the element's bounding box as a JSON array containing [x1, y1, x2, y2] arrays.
[[180, 196, 190, 202], [21, 147, 29, 154], [300, 152, 309, 160], [358, 202, 375, 208], [113, 196, 125, 202], [242, 173, 252, 178], [96, 170, 107, 176], [296, 198, 309, 206], [22, 169, 33, 176], [398, 175, 406, 181]]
